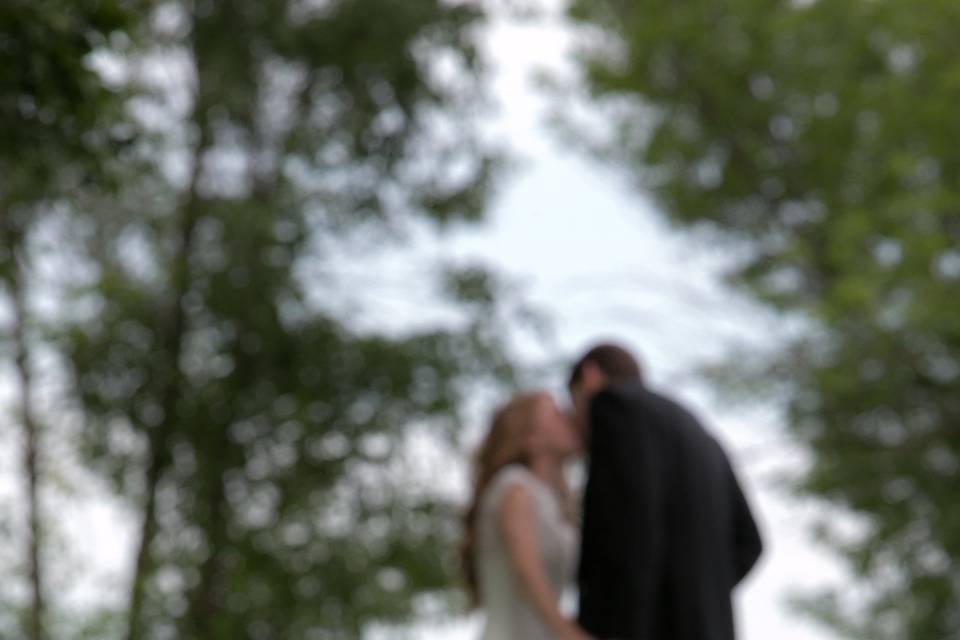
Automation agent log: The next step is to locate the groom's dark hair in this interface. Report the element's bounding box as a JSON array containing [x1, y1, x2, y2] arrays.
[[569, 343, 642, 387]]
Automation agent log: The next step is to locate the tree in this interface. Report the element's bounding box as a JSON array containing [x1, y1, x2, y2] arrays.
[[567, 0, 960, 638], [0, 2, 134, 638], [56, 1, 512, 639]]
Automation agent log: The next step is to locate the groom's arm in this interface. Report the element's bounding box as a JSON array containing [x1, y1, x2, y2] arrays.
[[580, 389, 664, 638], [578, 421, 618, 636], [728, 460, 763, 584]]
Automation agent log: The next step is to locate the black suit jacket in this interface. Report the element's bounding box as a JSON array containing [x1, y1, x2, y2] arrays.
[[578, 383, 763, 640]]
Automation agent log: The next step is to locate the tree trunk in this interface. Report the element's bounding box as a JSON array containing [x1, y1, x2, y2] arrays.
[[124, 114, 211, 640], [183, 445, 230, 637], [11, 243, 44, 640]]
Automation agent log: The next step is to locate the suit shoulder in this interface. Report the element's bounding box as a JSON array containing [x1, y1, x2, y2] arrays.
[[640, 389, 729, 455], [596, 381, 648, 408], [593, 384, 676, 450], [641, 389, 702, 429]]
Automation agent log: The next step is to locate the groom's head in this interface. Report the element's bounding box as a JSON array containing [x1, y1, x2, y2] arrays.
[[568, 343, 642, 437]]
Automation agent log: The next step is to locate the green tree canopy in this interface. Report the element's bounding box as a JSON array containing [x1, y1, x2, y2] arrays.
[[3, 1, 516, 639]]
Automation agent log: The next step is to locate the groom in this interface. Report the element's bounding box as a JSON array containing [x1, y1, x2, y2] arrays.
[[569, 344, 763, 640]]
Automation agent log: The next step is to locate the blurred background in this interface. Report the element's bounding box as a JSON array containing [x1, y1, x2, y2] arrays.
[[1, 0, 958, 639]]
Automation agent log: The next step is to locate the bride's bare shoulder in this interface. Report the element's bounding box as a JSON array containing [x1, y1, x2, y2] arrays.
[[483, 465, 537, 506]]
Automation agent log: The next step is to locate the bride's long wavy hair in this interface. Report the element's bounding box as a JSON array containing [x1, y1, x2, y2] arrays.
[[460, 391, 575, 607]]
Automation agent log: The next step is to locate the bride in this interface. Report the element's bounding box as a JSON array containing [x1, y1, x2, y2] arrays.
[[461, 391, 592, 640]]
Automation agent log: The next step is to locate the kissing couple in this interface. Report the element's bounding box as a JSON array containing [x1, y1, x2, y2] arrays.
[[462, 343, 764, 640]]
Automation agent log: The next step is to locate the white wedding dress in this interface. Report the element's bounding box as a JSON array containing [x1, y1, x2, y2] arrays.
[[475, 465, 579, 640]]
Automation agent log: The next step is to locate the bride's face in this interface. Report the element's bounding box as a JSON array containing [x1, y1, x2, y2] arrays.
[[529, 395, 581, 460]]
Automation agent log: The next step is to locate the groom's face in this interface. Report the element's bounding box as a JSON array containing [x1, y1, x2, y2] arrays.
[[570, 381, 590, 440], [569, 362, 606, 440]]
